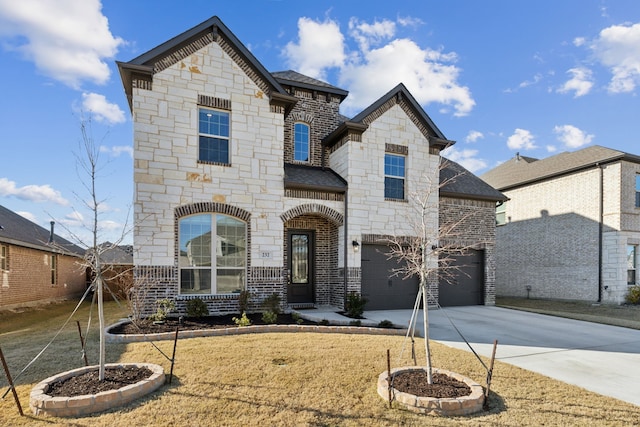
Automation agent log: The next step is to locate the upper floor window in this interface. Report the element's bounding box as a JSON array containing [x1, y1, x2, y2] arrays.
[[496, 202, 506, 226], [0, 244, 7, 270], [628, 245, 637, 285], [179, 214, 246, 295], [294, 123, 310, 162], [635, 175, 640, 208], [384, 153, 406, 200], [199, 108, 230, 165]]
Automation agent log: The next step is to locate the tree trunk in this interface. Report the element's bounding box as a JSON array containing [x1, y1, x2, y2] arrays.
[[421, 280, 433, 384], [97, 275, 105, 381]]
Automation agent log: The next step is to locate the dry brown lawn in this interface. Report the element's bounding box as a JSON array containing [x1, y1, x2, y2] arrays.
[[1, 299, 639, 426]]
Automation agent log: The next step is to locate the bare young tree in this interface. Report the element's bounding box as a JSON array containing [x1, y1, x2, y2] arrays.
[[52, 116, 132, 381], [385, 158, 488, 384]]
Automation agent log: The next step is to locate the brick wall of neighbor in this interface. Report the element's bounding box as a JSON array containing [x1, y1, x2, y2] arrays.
[[439, 197, 497, 305], [0, 245, 85, 309], [496, 167, 603, 301]]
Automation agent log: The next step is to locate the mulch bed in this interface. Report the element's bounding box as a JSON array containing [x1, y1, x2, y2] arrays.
[[391, 370, 471, 398], [108, 313, 317, 335], [46, 366, 153, 397]]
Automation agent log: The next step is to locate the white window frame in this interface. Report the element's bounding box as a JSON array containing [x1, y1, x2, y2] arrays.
[[293, 122, 310, 162], [628, 245, 637, 285], [384, 153, 406, 200], [198, 107, 230, 165]]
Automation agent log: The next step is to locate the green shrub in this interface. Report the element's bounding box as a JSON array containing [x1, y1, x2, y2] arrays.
[[262, 310, 278, 324], [233, 312, 252, 327], [262, 293, 282, 314], [349, 319, 362, 327], [319, 319, 330, 326], [149, 298, 175, 322], [377, 319, 394, 328], [185, 298, 209, 318], [626, 285, 640, 305], [345, 292, 367, 319]]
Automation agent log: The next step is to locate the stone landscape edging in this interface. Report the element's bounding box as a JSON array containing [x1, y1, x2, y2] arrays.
[[29, 362, 165, 417], [105, 319, 407, 343]]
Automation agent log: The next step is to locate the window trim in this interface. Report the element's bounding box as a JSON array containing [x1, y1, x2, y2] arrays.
[[198, 107, 230, 166], [384, 153, 406, 200], [496, 202, 507, 226], [635, 175, 640, 208], [178, 213, 247, 295], [628, 245, 637, 285], [50, 254, 57, 286], [293, 122, 310, 163], [0, 244, 7, 271]]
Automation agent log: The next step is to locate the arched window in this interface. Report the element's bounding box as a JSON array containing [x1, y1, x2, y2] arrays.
[[179, 214, 246, 294], [294, 122, 310, 162]]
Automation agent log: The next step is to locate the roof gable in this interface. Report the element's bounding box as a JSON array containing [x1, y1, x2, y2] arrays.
[[440, 160, 507, 202], [323, 83, 454, 150], [272, 70, 348, 99], [117, 16, 296, 112]]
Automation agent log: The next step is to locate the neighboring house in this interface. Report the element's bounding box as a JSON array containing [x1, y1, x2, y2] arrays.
[[0, 205, 86, 310], [117, 16, 505, 315], [481, 145, 640, 304], [93, 243, 134, 300]]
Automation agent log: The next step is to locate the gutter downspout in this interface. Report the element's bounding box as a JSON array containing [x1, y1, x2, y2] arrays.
[[597, 163, 604, 303]]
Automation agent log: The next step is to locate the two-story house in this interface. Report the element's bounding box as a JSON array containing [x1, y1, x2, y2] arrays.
[[0, 204, 86, 310], [117, 16, 505, 315], [481, 145, 640, 304]]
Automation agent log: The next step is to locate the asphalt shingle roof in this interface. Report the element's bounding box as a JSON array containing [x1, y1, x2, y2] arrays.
[[284, 164, 348, 193], [481, 145, 640, 191], [0, 205, 84, 256], [272, 70, 349, 97], [440, 160, 507, 202]]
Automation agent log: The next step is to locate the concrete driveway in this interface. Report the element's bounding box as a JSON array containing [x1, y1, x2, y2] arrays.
[[363, 305, 640, 407]]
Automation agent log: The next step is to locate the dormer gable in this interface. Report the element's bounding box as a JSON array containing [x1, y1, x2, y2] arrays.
[[323, 83, 454, 152], [117, 16, 297, 114]]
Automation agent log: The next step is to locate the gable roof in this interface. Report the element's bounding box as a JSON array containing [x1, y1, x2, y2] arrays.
[[440, 160, 507, 202], [481, 145, 640, 191], [117, 16, 297, 112], [272, 70, 349, 99], [323, 83, 454, 150], [0, 205, 84, 256]]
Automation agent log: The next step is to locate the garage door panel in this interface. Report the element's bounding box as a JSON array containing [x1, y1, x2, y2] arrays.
[[361, 244, 419, 310], [439, 250, 484, 307]]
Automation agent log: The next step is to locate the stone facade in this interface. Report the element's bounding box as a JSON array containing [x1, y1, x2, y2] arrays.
[[119, 16, 501, 315]]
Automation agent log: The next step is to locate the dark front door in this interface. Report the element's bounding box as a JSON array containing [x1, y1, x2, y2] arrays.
[[287, 230, 314, 304]]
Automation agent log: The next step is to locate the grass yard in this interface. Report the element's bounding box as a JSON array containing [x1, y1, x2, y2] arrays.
[[1, 299, 640, 426]]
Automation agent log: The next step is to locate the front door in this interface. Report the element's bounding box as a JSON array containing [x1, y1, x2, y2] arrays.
[[287, 230, 314, 304]]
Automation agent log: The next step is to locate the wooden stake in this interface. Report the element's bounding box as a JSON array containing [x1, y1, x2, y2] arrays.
[[168, 326, 179, 385], [386, 349, 392, 409], [76, 320, 89, 366], [484, 339, 498, 410], [0, 346, 23, 416]]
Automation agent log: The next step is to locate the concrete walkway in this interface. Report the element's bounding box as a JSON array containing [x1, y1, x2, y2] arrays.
[[361, 306, 640, 407]]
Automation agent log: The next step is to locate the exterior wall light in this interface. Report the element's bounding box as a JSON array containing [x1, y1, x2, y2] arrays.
[[352, 240, 360, 252]]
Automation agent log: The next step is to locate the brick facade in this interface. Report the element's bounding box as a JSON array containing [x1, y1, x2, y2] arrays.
[[0, 244, 86, 309]]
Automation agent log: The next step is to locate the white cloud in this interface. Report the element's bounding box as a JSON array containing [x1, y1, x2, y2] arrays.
[[0, 0, 124, 88], [546, 145, 558, 153], [553, 124, 594, 148], [99, 145, 133, 158], [573, 37, 586, 47], [590, 22, 640, 93], [339, 38, 474, 116], [0, 178, 69, 205], [465, 130, 484, 143], [507, 129, 537, 151], [348, 17, 396, 51], [282, 16, 475, 117], [81, 92, 126, 124], [283, 17, 346, 80], [441, 146, 487, 173], [558, 67, 594, 97]]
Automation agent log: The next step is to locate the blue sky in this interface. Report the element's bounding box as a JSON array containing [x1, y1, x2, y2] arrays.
[[1, 0, 640, 245]]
